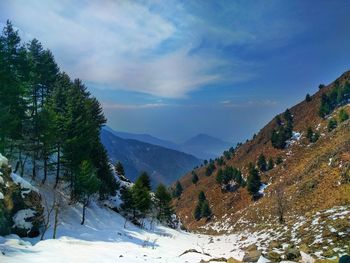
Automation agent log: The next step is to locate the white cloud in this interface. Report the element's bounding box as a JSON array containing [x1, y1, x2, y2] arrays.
[[102, 102, 168, 110], [1, 0, 225, 98]]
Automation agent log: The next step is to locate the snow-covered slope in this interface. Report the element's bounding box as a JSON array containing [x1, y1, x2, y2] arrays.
[[0, 186, 255, 263], [0, 172, 255, 263]]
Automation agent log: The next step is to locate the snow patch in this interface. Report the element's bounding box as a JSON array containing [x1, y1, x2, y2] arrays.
[[0, 192, 3, 199], [12, 209, 36, 230], [10, 173, 38, 197]]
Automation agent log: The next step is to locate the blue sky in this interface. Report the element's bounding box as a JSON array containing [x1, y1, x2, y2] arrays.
[[1, 0, 350, 143]]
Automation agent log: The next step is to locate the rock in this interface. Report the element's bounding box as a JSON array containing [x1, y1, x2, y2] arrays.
[[267, 251, 281, 262], [300, 251, 315, 263], [243, 249, 262, 262], [245, 244, 258, 252], [299, 244, 310, 254], [268, 241, 280, 249], [227, 258, 242, 263], [0, 162, 43, 238], [285, 246, 300, 261]]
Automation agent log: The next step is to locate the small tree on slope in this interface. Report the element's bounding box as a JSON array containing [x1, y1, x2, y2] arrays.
[[76, 160, 100, 225], [246, 163, 261, 197], [154, 184, 173, 224]]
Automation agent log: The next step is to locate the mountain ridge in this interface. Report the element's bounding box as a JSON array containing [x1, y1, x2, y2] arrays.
[[100, 129, 201, 187], [173, 70, 350, 258], [103, 126, 233, 160]]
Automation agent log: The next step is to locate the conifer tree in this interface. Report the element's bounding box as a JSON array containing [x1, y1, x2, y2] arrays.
[[194, 203, 202, 221], [257, 154, 267, 172], [305, 93, 311, 102], [339, 109, 349, 122], [246, 163, 261, 197], [191, 171, 198, 184], [115, 161, 125, 177], [267, 158, 274, 170], [75, 160, 100, 225], [198, 191, 206, 202], [132, 175, 152, 219], [201, 200, 212, 218], [154, 184, 173, 223], [137, 172, 151, 191], [172, 181, 183, 198], [120, 186, 136, 219], [328, 118, 337, 131], [0, 21, 27, 155]]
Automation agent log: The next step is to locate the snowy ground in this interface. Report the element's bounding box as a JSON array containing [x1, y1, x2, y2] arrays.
[[0, 172, 255, 263], [0, 198, 252, 263]]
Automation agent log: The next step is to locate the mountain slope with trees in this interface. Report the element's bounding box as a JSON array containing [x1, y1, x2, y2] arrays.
[[173, 70, 350, 259], [101, 129, 201, 187], [0, 21, 118, 234]]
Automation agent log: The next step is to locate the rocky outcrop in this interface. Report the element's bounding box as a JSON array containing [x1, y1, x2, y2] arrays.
[[0, 154, 43, 237]]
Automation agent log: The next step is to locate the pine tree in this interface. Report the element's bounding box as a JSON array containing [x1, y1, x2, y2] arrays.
[[132, 175, 152, 219], [267, 158, 274, 170], [328, 118, 337, 131], [120, 186, 135, 219], [137, 172, 151, 191], [276, 156, 283, 165], [154, 184, 173, 223], [198, 191, 206, 202], [75, 160, 100, 225], [305, 93, 312, 102], [115, 161, 125, 177], [201, 200, 212, 218], [257, 154, 267, 172], [339, 109, 349, 122], [191, 171, 198, 184], [0, 20, 27, 155], [194, 203, 202, 221], [172, 181, 183, 198], [246, 163, 261, 196], [216, 168, 223, 184]]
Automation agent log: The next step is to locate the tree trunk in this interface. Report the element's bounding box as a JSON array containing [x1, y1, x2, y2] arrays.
[[54, 145, 60, 188], [81, 201, 87, 225], [42, 156, 48, 184], [53, 203, 59, 239]]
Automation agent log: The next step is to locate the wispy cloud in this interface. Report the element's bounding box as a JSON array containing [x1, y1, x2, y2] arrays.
[[220, 100, 278, 108], [0, 0, 304, 99], [102, 102, 169, 110]]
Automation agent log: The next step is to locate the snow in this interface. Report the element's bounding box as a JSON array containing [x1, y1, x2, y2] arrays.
[[0, 198, 250, 263], [0, 153, 8, 167], [258, 183, 268, 195], [0, 192, 3, 199], [0, 175, 251, 263], [285, 131, 301, 147], [10, 173, 39, 197], [12, 209, 36, 230]]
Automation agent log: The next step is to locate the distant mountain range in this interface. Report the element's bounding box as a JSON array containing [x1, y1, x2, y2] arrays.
[[103, 126, 232, 160], [181, 133, 232, 160], [100, 128, 202, 187]]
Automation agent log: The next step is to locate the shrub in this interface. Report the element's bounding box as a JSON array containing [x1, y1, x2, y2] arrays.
[[327, 118, 337, 131], [339, 108, 349, 122], [305, 93, 312, 102]]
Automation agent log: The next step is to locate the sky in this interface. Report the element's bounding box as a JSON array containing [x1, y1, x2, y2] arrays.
[[1, 0, 350, 143]]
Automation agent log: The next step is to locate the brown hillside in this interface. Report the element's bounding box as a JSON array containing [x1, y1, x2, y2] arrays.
[[174, 70, 350, 237]]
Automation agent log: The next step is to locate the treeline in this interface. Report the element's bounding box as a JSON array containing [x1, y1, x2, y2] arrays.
[[319, 81, 350, 117], [0, 21, 117, 209], [271, 109, 294, 149], [118, 165, 174, 227]]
